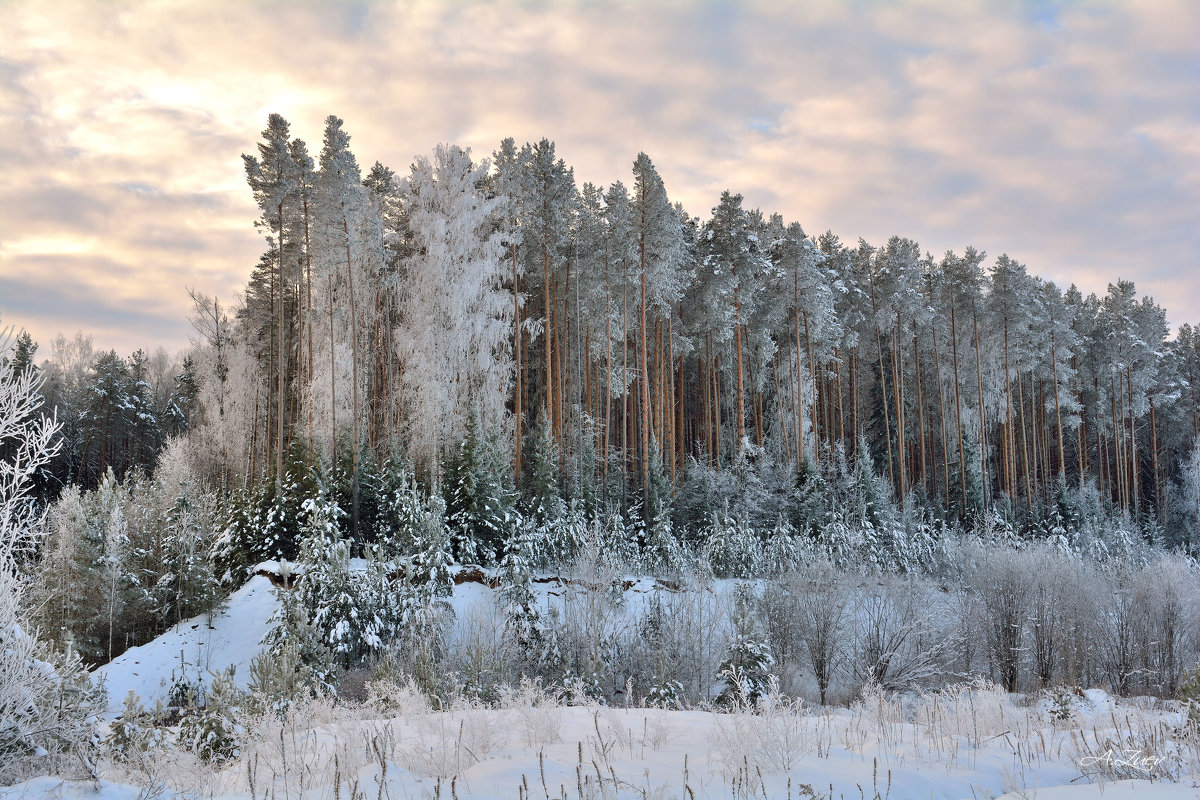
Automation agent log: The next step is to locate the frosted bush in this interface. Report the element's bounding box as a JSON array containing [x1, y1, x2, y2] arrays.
[[365, 675, 431, 718], [709, 683, 811, 774], [501, 678, 564, 748]]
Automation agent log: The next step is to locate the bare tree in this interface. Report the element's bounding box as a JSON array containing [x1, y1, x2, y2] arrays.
[[974, 546, 1032, 692], [0, 327, 101, 782], [849, 575, 952, 691]]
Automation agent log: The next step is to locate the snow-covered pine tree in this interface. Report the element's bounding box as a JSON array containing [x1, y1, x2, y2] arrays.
[[443, 416, 511, 563], [716, 584, 773, 707], [499, 523, 549, 676], [296, 479, 375, 666], [631, 153, 685, 488]]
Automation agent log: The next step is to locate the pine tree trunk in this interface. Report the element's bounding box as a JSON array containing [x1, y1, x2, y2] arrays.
[[835, 346, 846, 449], [668, 314, 678, 483], [876, 328, 895, 489], [795, 306, 804, 467], [1151, 394, 1162, 522], [514, 243, 523, 485], [1112, 377, 1124, 509], [805, 312, 817, 465], [304, 197, 314, 451], [276, 201, 287, 490], [703, 334, 712, 463], [950, 305, 967, 511], [893, 312, 906, 498], [544, 246, 554, 451], [329, 274, 337, 464], [734, 305, 746, 455], [1127, 366, 1139, 512], [713, 351, 722, 467], [622, 265, 629, 496], [603, 256, 612, 494], [1018, 369, 1033, 517], [850, 347, 859, 444], [914, 332, 927, 493], [675, 353, 684, 483], [640, 242, 651, 487], [932, 325, 950, 504], [973, 311, 987, 507], [343, 222, 360, 536], [1004, 319, 1014, 499], [774, 351, 788, 461], [1051, 327, 1065, 480]]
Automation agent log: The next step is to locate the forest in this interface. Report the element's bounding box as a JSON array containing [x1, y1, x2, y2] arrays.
[[5, 113, 1200, 789]]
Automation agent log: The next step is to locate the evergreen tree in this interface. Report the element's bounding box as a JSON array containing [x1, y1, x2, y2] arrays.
[[717, 584, 774, 706]]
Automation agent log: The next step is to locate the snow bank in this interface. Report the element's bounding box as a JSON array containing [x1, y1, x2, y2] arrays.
[[92, 574, 280, 713]]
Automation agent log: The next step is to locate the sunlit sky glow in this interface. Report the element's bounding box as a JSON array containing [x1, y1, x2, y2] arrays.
[[1, 0, 1197, 356]]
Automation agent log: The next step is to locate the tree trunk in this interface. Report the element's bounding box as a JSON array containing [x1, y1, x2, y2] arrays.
[[1050, 327, 1065, 480], [303, 197, 314, 451], [514, 243, 523, 485], [914, 332, 927, 493], [544, 246, 554, 451], [950, 305, 967, 512], [325, 273, 336, 464], [276, 201, 287, 490], [734, 309, 746, 455], [795, 307, 804, 467], [893, 311, 906, 498], [604, 255, 612, 495], [973, 311, 987, 507], [835, 346, 845, 450], [640, 238, 651, 487], [1127, 366, 1139, 512], [932, 325, 950, 504], [343, 221, 360, 537], [1017, 369, 1033, 517], [805, 312, 817, 465], [1003, 319, 1014, 499]]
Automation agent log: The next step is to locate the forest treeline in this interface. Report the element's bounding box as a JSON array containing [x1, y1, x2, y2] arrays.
[[26, 113, 1200, 546], [8, 116, 1200, 780]]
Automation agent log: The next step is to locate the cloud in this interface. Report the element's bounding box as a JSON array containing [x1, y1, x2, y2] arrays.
[[0, 0, 1196, 356]]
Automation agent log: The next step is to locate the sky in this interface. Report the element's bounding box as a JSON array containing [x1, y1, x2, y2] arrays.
[[0, 0, 1197, 357]]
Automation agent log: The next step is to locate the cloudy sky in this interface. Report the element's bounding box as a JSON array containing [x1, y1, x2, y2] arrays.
[[1, 0, 1197, 356]]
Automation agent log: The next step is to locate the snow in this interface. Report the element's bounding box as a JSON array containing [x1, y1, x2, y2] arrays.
[[88, 565, 673, 716], [5, 700, 1198, 800], [66, 570, 1200, 799], [92, 574, 280, 713]]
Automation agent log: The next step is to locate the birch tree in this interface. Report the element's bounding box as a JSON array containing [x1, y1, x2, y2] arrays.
[[395, 144, 512, 481]]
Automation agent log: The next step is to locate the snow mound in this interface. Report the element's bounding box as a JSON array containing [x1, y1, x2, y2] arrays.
[[92, 574, 281, 715], [89, 565, 675, 717]]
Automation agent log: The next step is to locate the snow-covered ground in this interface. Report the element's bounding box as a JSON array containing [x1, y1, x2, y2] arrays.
[[8, 568, 1195, 799], [91, 563, 683, 715], [92, 573, 281, 711], [5, 686, 1199, 799]]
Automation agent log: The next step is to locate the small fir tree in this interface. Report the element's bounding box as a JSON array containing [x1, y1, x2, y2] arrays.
[[717, 585, 774, 707]]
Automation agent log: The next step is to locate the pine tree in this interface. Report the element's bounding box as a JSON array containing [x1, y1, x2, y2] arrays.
[[717, 585, 773, 707], [632, 154, 684, 485], [499, 524, 547, 669]]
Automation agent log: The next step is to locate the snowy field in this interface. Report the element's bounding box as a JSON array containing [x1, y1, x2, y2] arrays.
[[5, 682, 1199, 799], [0, 566, 1183, 798]]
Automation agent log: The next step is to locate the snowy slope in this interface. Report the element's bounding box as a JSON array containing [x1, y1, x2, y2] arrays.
[[92, 574, 281, 713], [90, 566, 678, 716], [75, 572, 1200, 800]]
